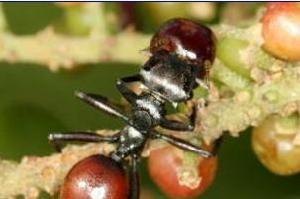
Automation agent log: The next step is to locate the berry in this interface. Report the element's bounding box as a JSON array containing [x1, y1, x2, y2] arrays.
[[60, 154, 129, 199], [252, 114, 300, 175], [148, 145, 217, 198], [150, 18, 216, 79], [216, 37, 250, 78], [262, 2, 300, 61], [143, 3, 188, 25]]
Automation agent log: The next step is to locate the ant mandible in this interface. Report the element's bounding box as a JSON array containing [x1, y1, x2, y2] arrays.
[[49, 18, 216, 199]]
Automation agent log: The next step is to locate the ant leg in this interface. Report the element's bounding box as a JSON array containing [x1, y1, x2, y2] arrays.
[[120, 74, 141, 83], [160, 118, 194, 131], [116, 80, 138, 104], [129, 154, 140, 199], [116, 74, 141, 104], [211, 136, 223, 156], [48, 131, 120, 152], [151, 130, 212, 158], [160, 101, 199, 132], [75, 91, 129, 123], [190, 104, 197, 128], [178, 103, 223, 156]]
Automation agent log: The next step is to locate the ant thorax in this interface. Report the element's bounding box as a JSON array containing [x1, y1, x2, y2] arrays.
[[140, 68, 190, 101], [139, 51, 198, 103], [132, 91, 165, 129]]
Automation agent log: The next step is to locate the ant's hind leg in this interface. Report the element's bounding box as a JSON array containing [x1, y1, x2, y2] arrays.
[[151, 130, 212, 158], [211, 136, 224, 156], [129, 154, 140, 199], [48, 131, 120, 152]]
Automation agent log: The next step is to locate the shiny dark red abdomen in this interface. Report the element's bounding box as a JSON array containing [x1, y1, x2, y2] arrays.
[[150, 18, 216, 67], [60, 154, 129, 199]]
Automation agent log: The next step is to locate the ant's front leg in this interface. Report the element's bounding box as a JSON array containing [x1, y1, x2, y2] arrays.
[[75, 91, 130, 123], [160, 118, 194, 131], [48, 131, 120, 152], [160, 101, 198, 132], [116, 74, 141, 104], [129, 153, 140, 199], [181, 101, 223, 156]]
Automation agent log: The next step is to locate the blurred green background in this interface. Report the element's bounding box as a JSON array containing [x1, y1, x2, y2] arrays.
[[1, 3, 300, 199]]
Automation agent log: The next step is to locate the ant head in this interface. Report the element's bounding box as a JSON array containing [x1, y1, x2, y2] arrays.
[[140, 50, 199, 103]]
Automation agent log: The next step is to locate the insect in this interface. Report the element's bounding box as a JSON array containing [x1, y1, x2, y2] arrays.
[[49, 18, 216, 199]]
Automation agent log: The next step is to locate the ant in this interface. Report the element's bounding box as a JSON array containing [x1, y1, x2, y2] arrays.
[[49, 18, 216, 199]]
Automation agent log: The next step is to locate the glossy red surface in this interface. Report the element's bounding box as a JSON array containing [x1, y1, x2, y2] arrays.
[[150, 18, 216, 78], [60, 154, 129, 199], [148, 146, 218, 198]]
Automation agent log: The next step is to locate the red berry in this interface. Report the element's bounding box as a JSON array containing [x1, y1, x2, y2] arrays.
[[262, 2, 300, 61], [148, 145, 217, 198], [60, 154, 129, 199], [150, 18, 216, 79]]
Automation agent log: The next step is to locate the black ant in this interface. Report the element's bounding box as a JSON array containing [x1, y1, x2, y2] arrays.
[[49, 18, 216, 199]]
